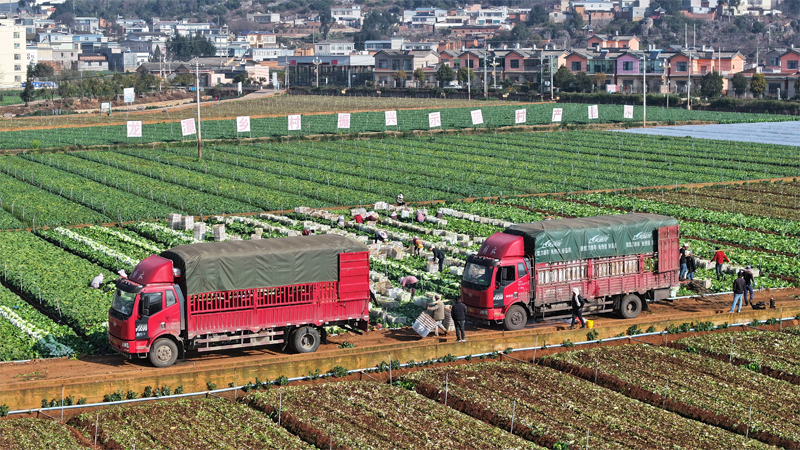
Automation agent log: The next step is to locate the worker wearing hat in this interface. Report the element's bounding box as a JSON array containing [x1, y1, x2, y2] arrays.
[[743, 265, 755, 306], [427, 295, 448, 337], [396, 194, 406, 207]]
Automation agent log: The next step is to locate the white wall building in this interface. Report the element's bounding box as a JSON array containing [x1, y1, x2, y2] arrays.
[[0, 18, 28, 87]]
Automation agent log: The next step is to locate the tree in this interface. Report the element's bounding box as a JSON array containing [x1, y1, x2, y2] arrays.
[[527, 4, 549, 25], [393, 70, 407, 87], [19, 78, 35, 106], [167, 33, 217, 60], [510, 23, 531, 45], [700, 70, 723, 98], [750, 72, 766, 98], [319, 8, 332, 40], [436, 64, 455, 86], [413, 68, 424, 82], [593, 72, 606, 87], [553, 65, 574, 91], [28, 63, 54, 80], [573, 72, 593, 92], [152, 45, 162, 62], [731, 72, 748, 97], [457, 67, 475, 85]]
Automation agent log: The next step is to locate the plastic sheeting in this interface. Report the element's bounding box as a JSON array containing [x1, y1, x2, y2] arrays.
[[504, 213, 678, 263], [161, 234, 368, 296]]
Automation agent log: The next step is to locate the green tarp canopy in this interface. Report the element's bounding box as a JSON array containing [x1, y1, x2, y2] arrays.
[[504, 213, 678, 263], [161, 234, 368, 296]]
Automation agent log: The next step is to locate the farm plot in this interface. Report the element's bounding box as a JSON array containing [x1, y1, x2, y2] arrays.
[[70, 397, 311, 450], [10, 154, 180, 222], [677, 330, 800, 377], [406, 362, 776, 450], [0, 103, 796, 150], [0, 169, 108, 227], [246, 381, 543, 449], [0, 418, 89, 450], [545, 344, 800, 447], [0, 283, 83, 361], [0, 231, 113, 353], [633, 188, 800, 221]]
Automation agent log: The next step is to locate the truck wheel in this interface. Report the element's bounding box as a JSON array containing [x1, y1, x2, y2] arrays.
[[504, 305, 528, 331], [618, 294, 642, 319], [149, 338, 178, 368], [292, 326, 321, 353]]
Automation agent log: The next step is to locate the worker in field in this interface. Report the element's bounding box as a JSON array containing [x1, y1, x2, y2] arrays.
[[679, 243, 689, 280], [426, 295, 448, 337], [711, 247, 730, 280], [431, 247, 446, 272], [730, 271, 746, 314], [416, 209, 426, 223], [375, 229, 388, 244], [89, 273, 104, 289], [451, 296, 467, 342], [410, 236, 423, 257], [396, 194, 406, 207], [400, 275, 418, 298], [337, 215, 346, 227], [569, 287, 587, 330], [685, 250, 696, 281], [743, 266, 755, 306]]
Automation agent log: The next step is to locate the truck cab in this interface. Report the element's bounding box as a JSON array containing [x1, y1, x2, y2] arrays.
[[461, 233, 532, 330], [108, 255, 185, 367]]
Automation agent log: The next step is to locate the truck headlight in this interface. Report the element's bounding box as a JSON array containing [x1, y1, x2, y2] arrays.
[[121, 342, 129, 349]]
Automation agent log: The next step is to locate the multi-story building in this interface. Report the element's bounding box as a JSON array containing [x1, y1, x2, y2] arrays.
[[373, 49, 439, 87], [244, 31, 277, 48], [246, 13, 281, 24], [330, 5, 362, 26], [315, 40, 355, 56], [73, 17, 100, 33], [0, 17, 26, 87]]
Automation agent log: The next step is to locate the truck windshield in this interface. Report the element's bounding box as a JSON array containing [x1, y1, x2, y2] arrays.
[[111, 287, 138, 317], [463, 261, 494, 288]]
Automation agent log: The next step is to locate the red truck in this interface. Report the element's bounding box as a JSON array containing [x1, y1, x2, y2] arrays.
[[108, 234, 370, 367], [461, 213, 679, 330]]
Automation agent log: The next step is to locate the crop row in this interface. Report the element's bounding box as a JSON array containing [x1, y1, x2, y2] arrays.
[[0, 283, 84, 361], [546, 344, 800, 445], [2, 103, 796, 150], [0, 231, 114, 353], [407, 362, 774, 450]]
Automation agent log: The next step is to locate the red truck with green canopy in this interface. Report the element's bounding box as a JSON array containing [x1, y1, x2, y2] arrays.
[[461, 213, 680, 330], [108, 234, 370, 367]]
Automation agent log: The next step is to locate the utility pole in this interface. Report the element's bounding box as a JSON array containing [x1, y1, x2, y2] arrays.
[[195, 58, 203, 159], [642, 53, 646, 128], [550, 55, 554, 99], [483, 47, 489, 97], [687, 50, 692, 110]]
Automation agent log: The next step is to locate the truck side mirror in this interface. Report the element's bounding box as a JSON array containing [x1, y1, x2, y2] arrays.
[[141, 298, 150, 316]]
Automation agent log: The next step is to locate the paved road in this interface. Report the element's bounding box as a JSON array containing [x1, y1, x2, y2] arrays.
[[615, 121, 800, 146]]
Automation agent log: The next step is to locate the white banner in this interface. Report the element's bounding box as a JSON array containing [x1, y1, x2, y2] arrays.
[[123, 87, 135, 103], [288, 114, 302, 131], [588, 105, 599, 120], [385, 110, 397, 126], [100, 102, 111, 114], [470, 109, 483, 125], [515, 109, 527, 124], [551, 108, 563, 122], [428, 112, 441, 128], [337, 113, 351, 129], [623, 105, 634, 119], [236, 116, 251, 133], [180, 118, 196, 136], [126, 121, 142, 138]]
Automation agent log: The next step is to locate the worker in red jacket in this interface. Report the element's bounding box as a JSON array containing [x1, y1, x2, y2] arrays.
[[711, 247, 730, 281]]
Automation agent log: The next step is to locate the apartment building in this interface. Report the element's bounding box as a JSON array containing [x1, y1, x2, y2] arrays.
[[0, 18, 27, 87]]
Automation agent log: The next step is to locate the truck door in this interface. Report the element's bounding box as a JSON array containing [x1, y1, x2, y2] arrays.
[[163, 288, 181, 335], [517, 260, 531, 302], [140, 290, 166, 340], [494, 265, 517, 309]]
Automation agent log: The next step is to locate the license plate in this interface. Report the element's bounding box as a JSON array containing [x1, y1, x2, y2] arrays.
[[109, 336, 120, 346]]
